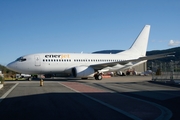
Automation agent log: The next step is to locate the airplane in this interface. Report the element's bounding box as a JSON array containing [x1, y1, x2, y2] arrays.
[[7, 25, 174, 80]]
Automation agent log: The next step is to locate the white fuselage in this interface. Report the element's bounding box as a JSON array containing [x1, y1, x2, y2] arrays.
[[7, 52, 146, 74]]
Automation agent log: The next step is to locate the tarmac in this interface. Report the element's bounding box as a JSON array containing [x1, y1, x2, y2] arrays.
[[0, 76, 180, 120]]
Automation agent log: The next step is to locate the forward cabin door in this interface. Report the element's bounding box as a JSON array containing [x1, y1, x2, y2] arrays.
[[34, 55, 41, 66]]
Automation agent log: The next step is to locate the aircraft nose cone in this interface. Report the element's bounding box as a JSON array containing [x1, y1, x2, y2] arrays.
[[6, 62, 17, 71], [6, 63, 11, 69]]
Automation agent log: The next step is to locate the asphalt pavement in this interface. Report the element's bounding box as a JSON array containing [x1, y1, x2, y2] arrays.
[[0, 76, 180, 120]]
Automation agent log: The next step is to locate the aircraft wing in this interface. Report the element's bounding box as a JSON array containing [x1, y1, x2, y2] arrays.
[[90, 52, 175, 70], [135, 52, 175, 61]]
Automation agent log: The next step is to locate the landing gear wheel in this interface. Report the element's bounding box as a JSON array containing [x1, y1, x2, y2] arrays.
[[94, 74, 102, 80], [97, 75, 102, 80], [28, 77, 32, 81]]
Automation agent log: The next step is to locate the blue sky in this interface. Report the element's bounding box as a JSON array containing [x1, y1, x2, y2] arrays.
[[0, 0, 180, 65]]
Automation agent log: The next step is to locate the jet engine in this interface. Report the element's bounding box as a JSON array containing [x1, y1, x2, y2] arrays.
[[72, 66, 94, 78]]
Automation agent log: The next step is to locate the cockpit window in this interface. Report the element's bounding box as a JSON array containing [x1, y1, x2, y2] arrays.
[[16, 57, 27, 62]]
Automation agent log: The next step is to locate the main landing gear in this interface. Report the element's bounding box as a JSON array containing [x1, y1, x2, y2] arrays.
[[94, 73, 102, 80]]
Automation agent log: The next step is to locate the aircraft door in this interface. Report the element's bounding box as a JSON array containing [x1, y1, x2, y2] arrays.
[[34, 55, 41, 66]]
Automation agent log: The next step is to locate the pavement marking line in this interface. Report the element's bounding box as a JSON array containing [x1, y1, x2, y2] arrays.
[[59, 82, 141, 120], [116, 93, 172, 120], [98, 83, 172, 120], [0, 83, 19, 103]]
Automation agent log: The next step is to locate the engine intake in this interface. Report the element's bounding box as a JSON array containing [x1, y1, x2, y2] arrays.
[[72, 66, 94, 78]]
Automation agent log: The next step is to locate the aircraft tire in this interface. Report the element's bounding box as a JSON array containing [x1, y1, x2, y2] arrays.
[[97, 75, 102, 80], [94, 74, 102, 80], [28, 77, 32, 81]]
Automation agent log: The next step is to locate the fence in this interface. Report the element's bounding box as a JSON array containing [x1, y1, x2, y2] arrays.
[[151, 61, 180, 83]]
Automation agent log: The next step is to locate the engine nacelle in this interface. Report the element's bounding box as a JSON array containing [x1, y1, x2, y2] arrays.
[[72, 66, 94, 78]]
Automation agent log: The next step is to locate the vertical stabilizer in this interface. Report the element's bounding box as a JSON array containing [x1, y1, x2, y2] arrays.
[[118, 25, 150, 56]]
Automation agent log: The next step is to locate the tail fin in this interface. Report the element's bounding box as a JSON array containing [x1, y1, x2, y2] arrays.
[[118, 25, 150, 56]]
